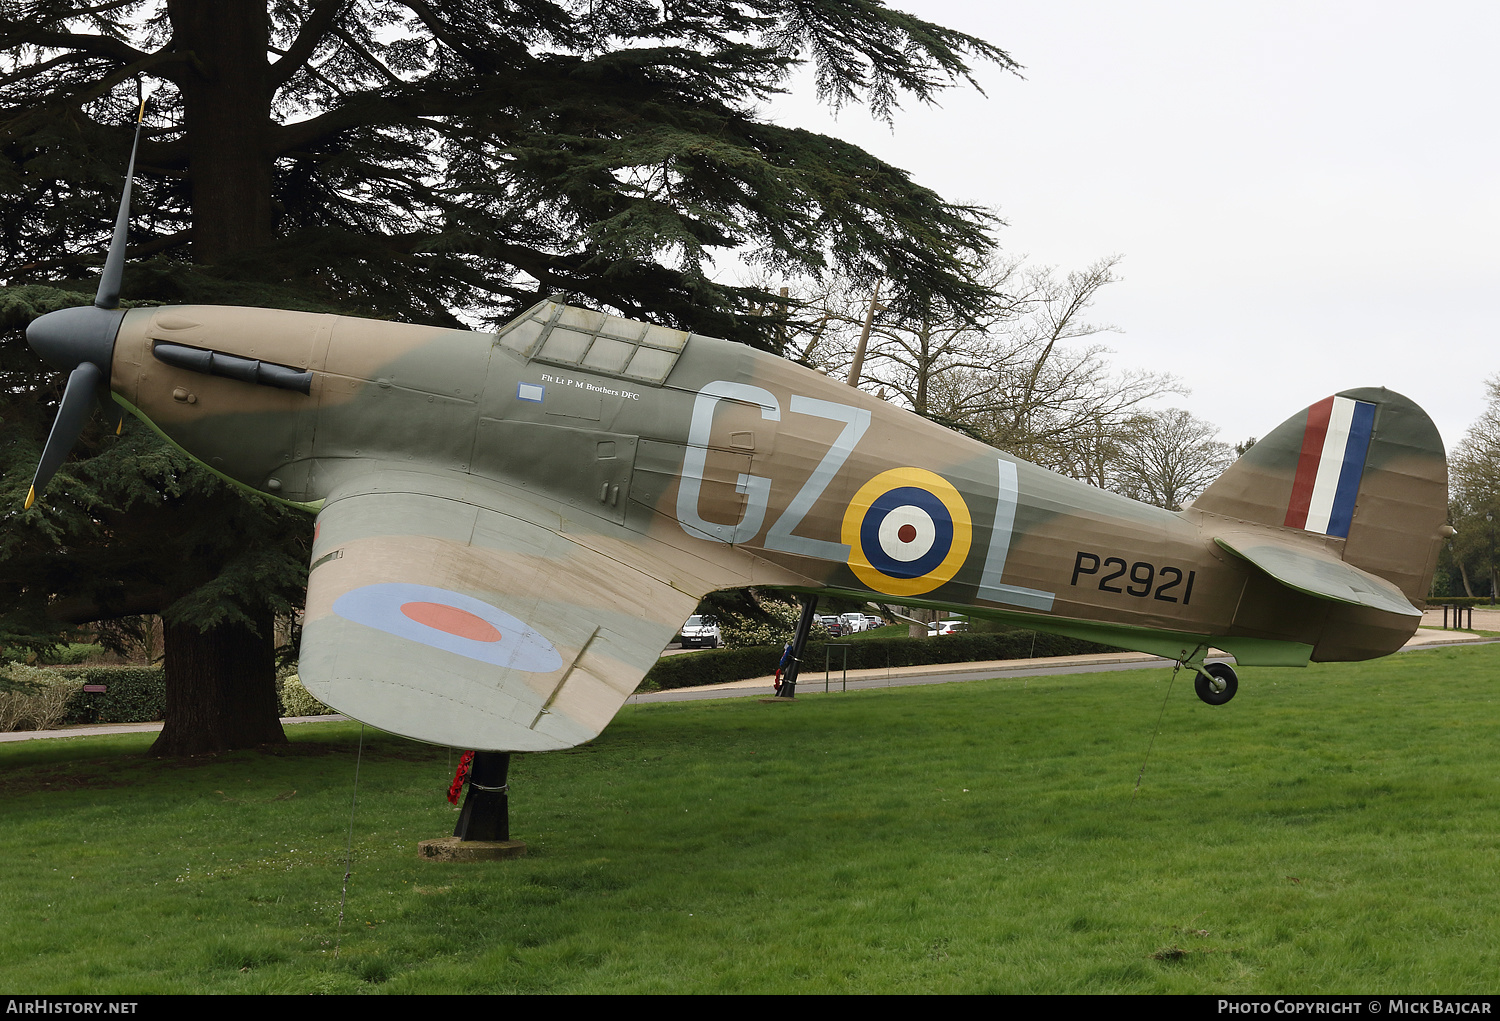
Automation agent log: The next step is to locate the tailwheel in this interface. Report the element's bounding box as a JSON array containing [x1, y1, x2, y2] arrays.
[[1194, 662, 1238, 705]]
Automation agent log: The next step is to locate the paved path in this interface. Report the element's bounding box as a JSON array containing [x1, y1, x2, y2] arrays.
[[0, 713, 349, 744], [5, 626, 1491, 742]]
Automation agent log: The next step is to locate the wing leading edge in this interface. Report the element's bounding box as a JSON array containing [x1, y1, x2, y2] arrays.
[[299, 469, 699, 751]]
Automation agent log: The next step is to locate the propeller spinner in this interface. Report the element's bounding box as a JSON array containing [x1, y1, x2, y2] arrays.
[[23, 103, 143, 509]]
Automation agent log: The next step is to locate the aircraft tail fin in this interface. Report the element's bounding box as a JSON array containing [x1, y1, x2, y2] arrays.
[[1191, 387, 1447, 605]]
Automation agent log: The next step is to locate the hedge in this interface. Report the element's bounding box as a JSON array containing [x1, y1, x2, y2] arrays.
[[13, 667, 335, 729], [279, 674, 335, 717], [57, 666, 166, 725], [641, 631, 1121, 692]]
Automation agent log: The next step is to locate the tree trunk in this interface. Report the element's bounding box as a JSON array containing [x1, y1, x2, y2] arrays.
[[169, 0, 274, 263], [150, 1, 284, 756], [150, 611, 287, 756]]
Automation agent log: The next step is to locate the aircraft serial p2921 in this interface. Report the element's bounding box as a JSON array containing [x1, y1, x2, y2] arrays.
[[25, 129, 1449, 754]]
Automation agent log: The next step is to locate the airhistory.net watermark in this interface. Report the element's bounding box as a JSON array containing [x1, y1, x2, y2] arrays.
[[5, 1002, 138, 1014]]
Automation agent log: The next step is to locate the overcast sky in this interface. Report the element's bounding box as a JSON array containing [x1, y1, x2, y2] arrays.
[[761, 0, 1498, 453]]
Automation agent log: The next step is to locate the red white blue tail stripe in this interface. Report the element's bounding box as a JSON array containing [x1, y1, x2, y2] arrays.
[[1284, 395, 1377, 538]]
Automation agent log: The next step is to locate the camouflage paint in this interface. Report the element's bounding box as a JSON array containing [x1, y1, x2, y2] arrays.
[[94, 299, 1446, 750]]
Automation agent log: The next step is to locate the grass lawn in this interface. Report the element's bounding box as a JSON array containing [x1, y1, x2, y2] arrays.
[[1, 643, 1497, 993]]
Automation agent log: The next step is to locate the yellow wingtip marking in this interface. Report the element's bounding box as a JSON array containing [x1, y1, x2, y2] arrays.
[[24, 487, 36, 510]]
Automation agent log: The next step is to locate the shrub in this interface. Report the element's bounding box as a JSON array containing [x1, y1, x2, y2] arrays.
[[718, 597, 831, 649], [58, 667, 166, 725], [40, 643, 108, 666], [279, 674, 335, 717], [0, 664, 82, 731]]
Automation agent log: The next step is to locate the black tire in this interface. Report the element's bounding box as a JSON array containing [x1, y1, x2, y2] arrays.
[[1194, 662, 1238, 705]]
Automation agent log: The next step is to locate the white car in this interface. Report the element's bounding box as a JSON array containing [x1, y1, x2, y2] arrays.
[[678, 614, 722, 649], [840, 612, 869, 634], [927, 619, 969, 636]]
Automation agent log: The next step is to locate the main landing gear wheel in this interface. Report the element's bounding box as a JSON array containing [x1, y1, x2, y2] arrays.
[[1194, 662, 1238, 705]]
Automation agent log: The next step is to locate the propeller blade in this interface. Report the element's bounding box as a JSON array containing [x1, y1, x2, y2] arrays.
[[24, 95, 143, 508], [94, 101, 144, 312], [26, 362, 104, 510]]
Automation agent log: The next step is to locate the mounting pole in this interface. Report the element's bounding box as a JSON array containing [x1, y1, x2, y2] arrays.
[[779, 595, 819, 698], [454, 751, 510, 841], [421, 751, 527, 861]]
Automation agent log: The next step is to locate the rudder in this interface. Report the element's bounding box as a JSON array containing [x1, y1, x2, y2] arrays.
[[1191, 387, 1448, 604]]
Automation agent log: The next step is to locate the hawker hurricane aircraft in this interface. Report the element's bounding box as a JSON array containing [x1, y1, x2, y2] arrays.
[[24, 126, 1448, 754]]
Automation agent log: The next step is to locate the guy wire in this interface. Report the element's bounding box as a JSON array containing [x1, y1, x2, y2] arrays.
[[334, 723, 366, 960], [1133, 661, 1181, 801]]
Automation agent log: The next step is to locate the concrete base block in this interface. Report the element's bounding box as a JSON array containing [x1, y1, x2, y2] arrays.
[[418, 836, 528, 862]]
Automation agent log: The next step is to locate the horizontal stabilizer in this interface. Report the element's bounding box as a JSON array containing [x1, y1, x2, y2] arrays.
[[1214, 530, 1420, 619]]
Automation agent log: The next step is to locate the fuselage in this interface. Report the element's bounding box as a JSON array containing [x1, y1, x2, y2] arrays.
[[105, 301, 1421, 666]]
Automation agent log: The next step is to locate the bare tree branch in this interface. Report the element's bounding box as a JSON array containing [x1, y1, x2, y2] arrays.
[[2, 28, 149, 68], [267, 0, 347, 92]]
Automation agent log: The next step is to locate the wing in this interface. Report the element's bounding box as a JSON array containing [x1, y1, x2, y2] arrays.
[[299, 469, 700, 751]]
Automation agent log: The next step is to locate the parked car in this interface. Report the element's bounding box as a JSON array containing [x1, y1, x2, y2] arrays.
[[927, 619, 969, 636], [678, 614, 722, 648], [817, 614, 846, 636], [864, 615, 884, 629], [840, 612, 869, 634]]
